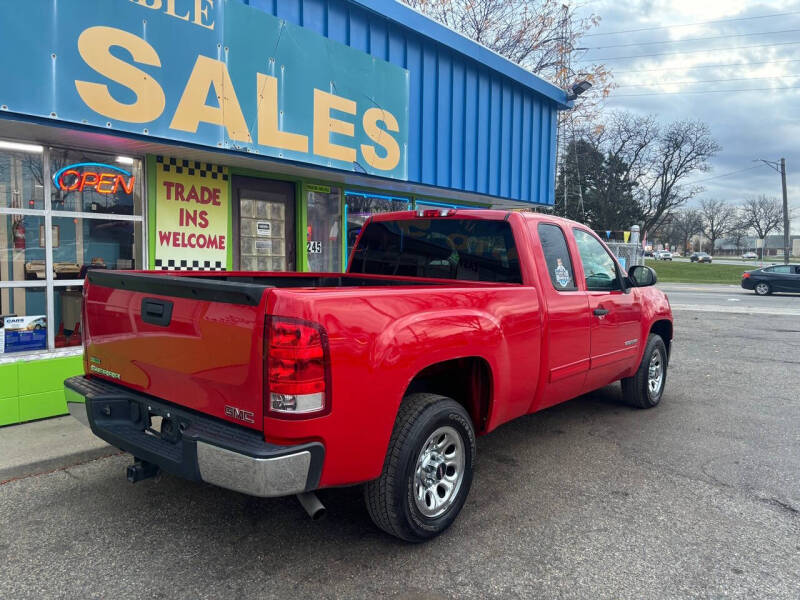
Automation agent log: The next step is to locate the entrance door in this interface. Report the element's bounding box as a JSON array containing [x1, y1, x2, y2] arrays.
[[233, 177, 295, 271]]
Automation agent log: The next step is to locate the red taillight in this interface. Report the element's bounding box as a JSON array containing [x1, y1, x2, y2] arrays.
[[742, 272, 750, 279], [265, 317, 330, 419]]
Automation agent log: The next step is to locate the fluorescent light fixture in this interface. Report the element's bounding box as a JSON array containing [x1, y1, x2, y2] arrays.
[[116, 156, 134, 165], [0, 140, 43, 153]]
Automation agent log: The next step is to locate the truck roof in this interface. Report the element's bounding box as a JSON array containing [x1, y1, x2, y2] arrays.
[[368, 209, 590, 230]]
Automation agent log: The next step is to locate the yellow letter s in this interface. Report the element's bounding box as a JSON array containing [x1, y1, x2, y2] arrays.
[[75, 26, 165, 123]]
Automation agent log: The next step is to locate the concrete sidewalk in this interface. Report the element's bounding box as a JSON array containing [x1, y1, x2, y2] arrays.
[[0, 415, 118, 482]]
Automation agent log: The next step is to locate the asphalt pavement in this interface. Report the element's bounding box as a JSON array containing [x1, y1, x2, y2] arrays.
[[659, 257, 796, 267], [1, 287, 798, 599], [658, 282, 800, 316]]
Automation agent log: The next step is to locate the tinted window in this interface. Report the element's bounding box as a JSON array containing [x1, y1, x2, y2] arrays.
[[770, 265, 792, 274], [573, 229, 621, 291], [350, 219, 521, 283], [537, 223, 577, 291]]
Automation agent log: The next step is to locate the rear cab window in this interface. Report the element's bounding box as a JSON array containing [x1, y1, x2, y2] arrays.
[[349, 218, 521, 283], [537, 223, 577, 291]]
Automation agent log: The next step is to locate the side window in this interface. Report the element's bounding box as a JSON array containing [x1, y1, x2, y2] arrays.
[[572, 229, 621, 291], [771, 265, 791, 274], [537, 223, 577, 291]]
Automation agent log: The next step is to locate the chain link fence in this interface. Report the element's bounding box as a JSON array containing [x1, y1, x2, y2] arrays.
[[606, 242, 645, 271]]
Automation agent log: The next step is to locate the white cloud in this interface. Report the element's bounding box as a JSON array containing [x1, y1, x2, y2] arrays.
[[575, 0, 800, 229]]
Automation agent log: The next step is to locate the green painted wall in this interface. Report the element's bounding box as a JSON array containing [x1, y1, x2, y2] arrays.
[[0, 355, 83, 426]]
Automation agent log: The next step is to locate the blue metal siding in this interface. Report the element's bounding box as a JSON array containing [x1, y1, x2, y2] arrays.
[[237, 0, 562, 205]]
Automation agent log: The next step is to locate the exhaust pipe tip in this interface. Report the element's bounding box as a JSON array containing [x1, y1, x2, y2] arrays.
[[297, 492, 326, 520]]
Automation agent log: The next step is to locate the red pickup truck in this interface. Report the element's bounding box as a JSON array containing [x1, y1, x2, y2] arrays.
[[66, 209, 672, 541]]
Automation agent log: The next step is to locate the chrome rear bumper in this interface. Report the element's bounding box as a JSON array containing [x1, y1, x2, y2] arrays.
[[65, 376, 323, 498]]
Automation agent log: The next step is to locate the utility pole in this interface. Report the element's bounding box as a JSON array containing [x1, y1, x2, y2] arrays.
[[780, 158, 790, 264], [758, 158, 791, 264]]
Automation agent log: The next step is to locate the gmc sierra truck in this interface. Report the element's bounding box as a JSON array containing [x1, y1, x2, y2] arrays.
[[66, 209, 672, 541]]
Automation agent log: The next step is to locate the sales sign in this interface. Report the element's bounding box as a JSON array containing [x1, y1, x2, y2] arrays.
[[0, 0, 410, 181]]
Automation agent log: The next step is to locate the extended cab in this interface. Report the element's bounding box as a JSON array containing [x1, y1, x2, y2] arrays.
[[66, 210, 672, 541]]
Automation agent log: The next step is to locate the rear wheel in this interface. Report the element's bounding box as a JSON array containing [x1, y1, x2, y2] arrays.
[[621, 334, 668, 409], [364, 393, 475, 542], [754, 282, 771, 296]]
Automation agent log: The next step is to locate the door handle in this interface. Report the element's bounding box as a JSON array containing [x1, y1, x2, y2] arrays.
[[593, 308, 609, 316]]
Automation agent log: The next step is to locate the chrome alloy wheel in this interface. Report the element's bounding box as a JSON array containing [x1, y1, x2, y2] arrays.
[[413, 426, 465, 518], [648, 351, 664, 395], [755, 282, 770, 295]]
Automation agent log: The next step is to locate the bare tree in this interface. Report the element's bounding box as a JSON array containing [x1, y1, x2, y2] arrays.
[[560, 114, 720, 235], [699, 198, 736, 255], [638, 121, 721, 235], [725, 215, 752, 254], [402, 0, 612, 117], [741, 195, 783, 257], [669, 209, 704, 255]]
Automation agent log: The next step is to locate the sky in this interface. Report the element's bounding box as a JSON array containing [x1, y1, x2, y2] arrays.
[[573, 0, 800, 232]]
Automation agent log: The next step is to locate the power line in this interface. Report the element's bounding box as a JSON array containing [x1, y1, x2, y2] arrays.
[[615, 74, 800, 88], [582, 11, 800, 37], [583, 40, 800, 62], [687, 164, 768, 186], [587, 28, 800, 50], [610, 85, 800, 97], [612, 57, 800, 74]]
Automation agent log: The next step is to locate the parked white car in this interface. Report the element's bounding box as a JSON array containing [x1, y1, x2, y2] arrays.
[[741, 252, 757, 259], [654, 251, 673, 261]]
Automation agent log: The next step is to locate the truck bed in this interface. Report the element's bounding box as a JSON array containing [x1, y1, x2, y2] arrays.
[[82, 269, 528, 435]]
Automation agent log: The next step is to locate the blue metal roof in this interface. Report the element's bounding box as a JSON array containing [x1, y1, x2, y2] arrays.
[[241, 0, 565, 205]]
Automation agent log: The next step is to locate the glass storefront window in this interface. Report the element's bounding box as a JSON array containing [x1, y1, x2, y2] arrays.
[[306, 187, 342, 272], [51, 217, 141, 275], [49, 148, 143, 216], [1, 213, 46, 282], [0, 141, 144, 357], [0, 290, 48, 354], [53, 286, 84, 347], [344, 191, 409, 257], [0, 146, 44, 210]]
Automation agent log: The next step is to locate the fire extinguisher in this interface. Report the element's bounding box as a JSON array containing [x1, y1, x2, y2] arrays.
[[13, 218, 25, 249]]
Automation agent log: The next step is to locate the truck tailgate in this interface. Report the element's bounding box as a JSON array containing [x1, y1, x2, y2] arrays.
[[83, 271, 269, 430]]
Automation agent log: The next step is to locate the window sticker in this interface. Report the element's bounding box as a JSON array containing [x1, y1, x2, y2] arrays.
[[554, 258, 571, 288]]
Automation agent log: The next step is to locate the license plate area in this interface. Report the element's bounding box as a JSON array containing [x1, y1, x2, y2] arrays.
[[143, 404, 186, 444]]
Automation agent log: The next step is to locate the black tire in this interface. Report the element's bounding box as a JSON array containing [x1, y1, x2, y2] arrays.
[[754, 282, 771, 296], [364, 393, 476, 542], [621, 334, 668, 409]]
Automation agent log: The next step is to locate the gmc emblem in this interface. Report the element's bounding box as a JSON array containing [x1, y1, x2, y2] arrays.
[[224, 405, 255, 424]]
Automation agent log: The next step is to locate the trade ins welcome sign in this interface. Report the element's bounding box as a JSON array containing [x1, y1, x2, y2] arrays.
[[154, 157, 229, 271], [0, 0, 410, 181]]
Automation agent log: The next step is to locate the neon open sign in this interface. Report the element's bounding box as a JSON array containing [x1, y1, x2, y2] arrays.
[[52, 162, 135, 195]]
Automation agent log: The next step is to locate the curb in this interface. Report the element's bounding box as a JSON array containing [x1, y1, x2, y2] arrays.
[[0, 446, 120, 484]]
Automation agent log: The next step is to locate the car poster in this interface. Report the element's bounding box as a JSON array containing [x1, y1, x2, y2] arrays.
[[1, 315, 47, 354]]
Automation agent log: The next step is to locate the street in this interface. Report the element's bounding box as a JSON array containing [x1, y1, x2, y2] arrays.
[[2, 288, 799, 599], [659, 282, 800, 316], [665, 257, 797, 267]]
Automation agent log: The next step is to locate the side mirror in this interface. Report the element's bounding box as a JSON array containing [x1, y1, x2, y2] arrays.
[[628, 265, 657, 287]]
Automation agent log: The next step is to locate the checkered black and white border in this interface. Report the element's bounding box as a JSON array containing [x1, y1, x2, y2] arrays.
[[155, 155, 229, 181], [154, 259, 226, 272]]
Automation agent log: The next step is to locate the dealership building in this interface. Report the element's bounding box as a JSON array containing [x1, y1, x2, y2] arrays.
[[0, 0, 569, 425]]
